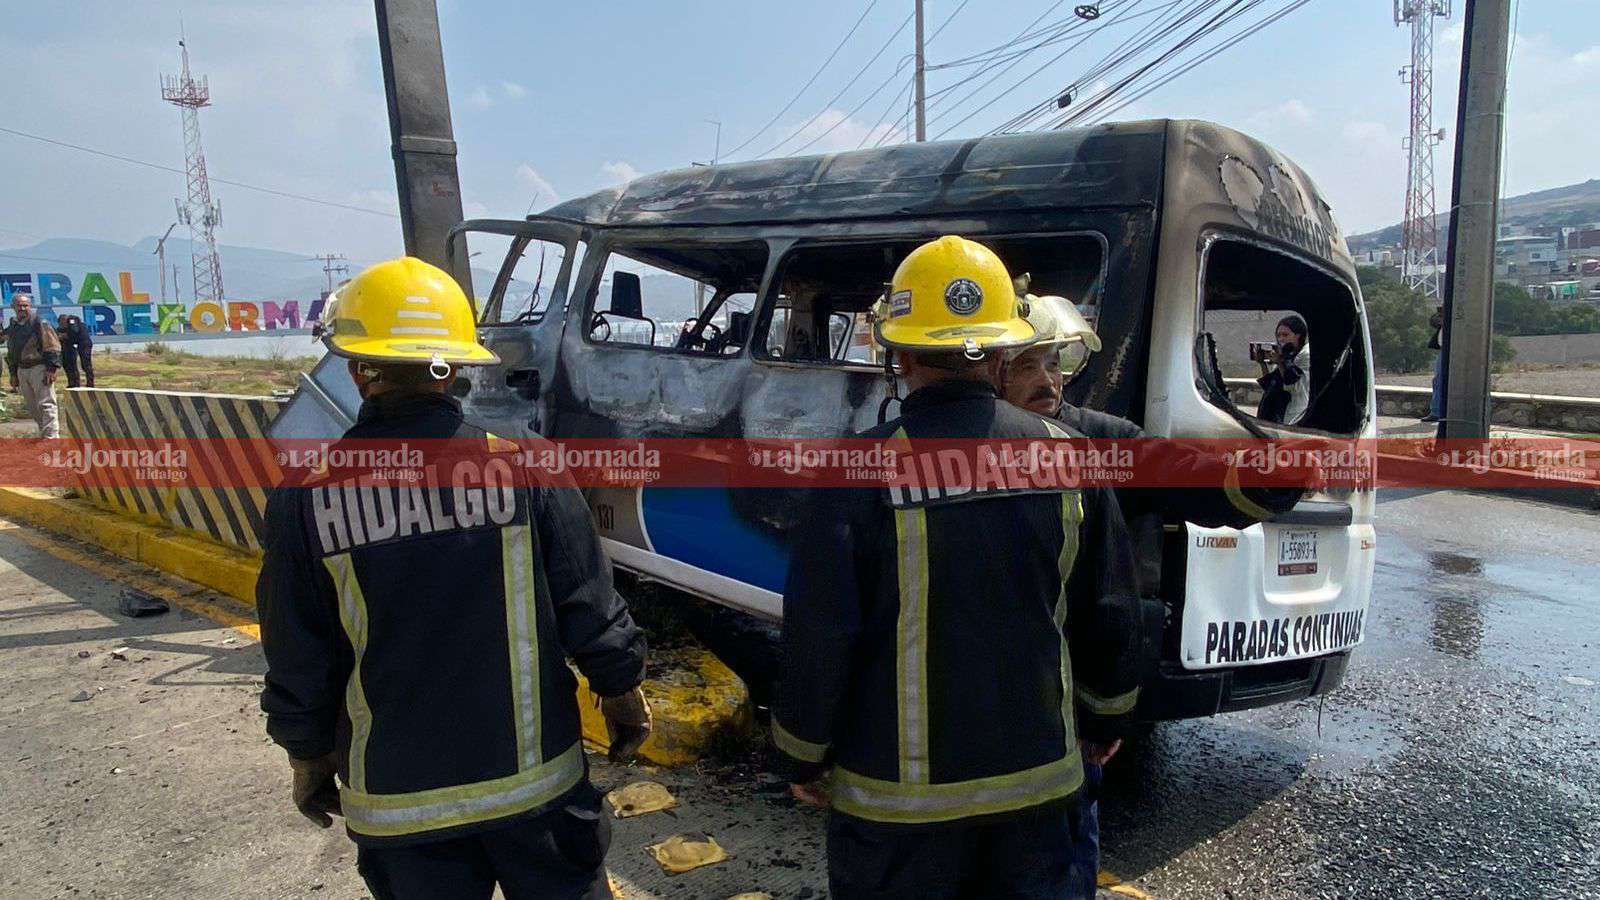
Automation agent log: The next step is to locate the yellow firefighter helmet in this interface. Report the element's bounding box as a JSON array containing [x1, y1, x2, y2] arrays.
[[875, 236, 1036, 356], [322, 257, 499, 366]]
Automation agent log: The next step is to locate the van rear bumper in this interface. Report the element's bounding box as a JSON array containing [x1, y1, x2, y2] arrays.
[[1137, 651, 1350, 720]]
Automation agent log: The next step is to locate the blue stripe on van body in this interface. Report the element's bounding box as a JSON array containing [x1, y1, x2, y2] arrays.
[[640, 488, 789, 594]]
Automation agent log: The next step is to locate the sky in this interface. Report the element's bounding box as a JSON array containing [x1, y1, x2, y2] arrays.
[[0, 0, 1595, 271]]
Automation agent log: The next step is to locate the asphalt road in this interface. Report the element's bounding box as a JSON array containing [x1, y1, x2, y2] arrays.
[[1099, 488, 1600, 898], [1, 487, 1596, 899]]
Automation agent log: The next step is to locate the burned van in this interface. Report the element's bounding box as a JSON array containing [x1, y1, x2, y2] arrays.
[[286, 119, 1376, 721]]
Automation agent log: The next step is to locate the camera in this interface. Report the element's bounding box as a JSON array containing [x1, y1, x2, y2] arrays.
[[1248, 340, 1278, 363]]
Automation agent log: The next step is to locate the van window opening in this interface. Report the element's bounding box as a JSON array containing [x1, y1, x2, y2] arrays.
[[473, 234, 583, 326], [754, 233, 1106, 369], [1197, 237, 1369, 435], [586, 241, 769, 356]]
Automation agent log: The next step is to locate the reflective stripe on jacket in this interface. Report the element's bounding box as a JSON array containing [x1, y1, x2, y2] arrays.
[[257, 392, 646, 847], [774, 379, 1143, 826]]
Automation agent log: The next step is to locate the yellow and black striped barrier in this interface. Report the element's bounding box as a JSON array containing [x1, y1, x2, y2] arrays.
[[59, 388, 285, 554]]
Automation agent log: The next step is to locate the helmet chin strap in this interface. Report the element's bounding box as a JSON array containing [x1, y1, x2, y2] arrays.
[[877, 350, 901, 425], [428, 354, 451, 381]]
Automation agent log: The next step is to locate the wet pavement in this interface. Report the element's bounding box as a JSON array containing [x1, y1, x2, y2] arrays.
[[2, 486, 1596, 898], [1100, 488, 1600, 898]]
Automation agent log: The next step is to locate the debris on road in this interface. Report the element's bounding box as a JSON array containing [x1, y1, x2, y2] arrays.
[[111, 647, 131, 660], [118, 588, 169, 618], [647, 833, 729, 875], [69, 690, 91, 702], [75, 650, 91, 659], [607, 781, 678, 818]]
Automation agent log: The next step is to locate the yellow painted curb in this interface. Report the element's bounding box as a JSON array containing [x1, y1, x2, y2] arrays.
[[0, 488, 261, 605], [0, 487, 751, 768], [577, 649, 753, 768]]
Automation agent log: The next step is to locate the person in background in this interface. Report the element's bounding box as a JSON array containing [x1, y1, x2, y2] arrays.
[[58, 314, 95, 388], [1255, 314, 1311, 425], [1423, 305, 1444, 423], [4, 293, 62, 438]]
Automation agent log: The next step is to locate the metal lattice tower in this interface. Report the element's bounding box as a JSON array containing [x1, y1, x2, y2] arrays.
[[1395, 0, 1451, 299], [162, 36, 224, 304]]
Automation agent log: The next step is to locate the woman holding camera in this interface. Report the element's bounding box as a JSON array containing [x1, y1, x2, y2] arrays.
[[1255, 314, 1310, 424]]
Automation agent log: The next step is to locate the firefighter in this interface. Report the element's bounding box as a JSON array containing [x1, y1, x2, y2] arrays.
[[774, 236, 1143, 899], [997, 291, 1305, 896], [257, 257, 650, 899]]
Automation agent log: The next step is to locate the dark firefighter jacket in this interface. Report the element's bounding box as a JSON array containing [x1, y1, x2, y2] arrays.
[[774, 379, 1142, 827], [257, 392, 646, 848], [1055, 403, 1301, 600]]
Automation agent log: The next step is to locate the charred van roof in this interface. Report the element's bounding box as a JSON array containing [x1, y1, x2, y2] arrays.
[[538, 119, 1348, 269], [542, 120, 1169, 228]]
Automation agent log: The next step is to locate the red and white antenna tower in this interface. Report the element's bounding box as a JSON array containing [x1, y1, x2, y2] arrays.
[[1395, 0, 1451, 299], [161, 32, 225, 304]]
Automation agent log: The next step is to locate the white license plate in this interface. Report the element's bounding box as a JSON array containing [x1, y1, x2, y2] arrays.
[[1277, 529, 1318, 576]]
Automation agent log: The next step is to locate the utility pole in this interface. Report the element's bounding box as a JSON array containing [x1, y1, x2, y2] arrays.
[[914, 0, 927, 141], [317, 253, 350, 295], [374, 0, 470, 288], [1439, 0, 1513, 441], [153, 222, 177, 302]]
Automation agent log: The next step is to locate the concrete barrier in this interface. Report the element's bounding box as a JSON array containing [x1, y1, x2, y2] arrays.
[[1223, 378, 1600, 434], [59, 388, 285, 554]]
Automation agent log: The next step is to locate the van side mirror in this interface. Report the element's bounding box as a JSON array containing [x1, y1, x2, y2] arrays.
[[610, 272, 643, 318]]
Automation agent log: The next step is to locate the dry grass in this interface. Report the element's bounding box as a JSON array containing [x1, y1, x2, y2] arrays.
[[91, 345, 317, 396], [1383, 362, 1600, 398]]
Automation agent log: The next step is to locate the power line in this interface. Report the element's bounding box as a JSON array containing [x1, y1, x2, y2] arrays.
[[747, 10, 916, 159], [856, 0, 975, 150], [988, 0, 1203, 133], [1050, 0, 1253, 127], [787, 55, 916, 156], [0, 126, 400, 219], [1044, 0, 1311, 130], [720, 0, 883, 159], [925, 0, 1079, 73], [856, 74, 916, 150], [925, 0, 1153, 129], [930, 0, 1168, 138], [927, 0, 976, 42]]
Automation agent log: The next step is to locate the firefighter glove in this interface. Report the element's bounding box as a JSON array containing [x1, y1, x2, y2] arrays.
[[289, 752, 342, 828], [600, 687, 652, 764]]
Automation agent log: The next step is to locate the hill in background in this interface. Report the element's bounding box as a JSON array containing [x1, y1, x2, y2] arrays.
[[1348, 179, 1600, 251]]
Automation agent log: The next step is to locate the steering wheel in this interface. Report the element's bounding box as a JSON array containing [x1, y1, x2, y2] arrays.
[[676, 317, 723, 352]]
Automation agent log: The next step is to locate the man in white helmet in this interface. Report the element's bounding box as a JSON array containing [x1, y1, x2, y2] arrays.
[[998, 289, 1302, 896]]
